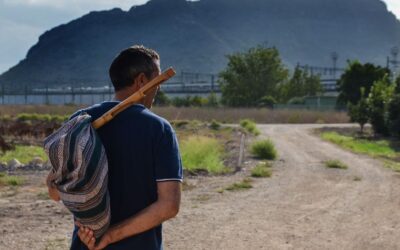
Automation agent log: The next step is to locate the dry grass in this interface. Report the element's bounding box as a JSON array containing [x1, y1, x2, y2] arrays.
[[0, 105, 349, 124]]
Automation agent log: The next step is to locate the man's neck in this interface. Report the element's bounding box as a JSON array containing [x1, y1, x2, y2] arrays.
[[114, 89, 144, 104]]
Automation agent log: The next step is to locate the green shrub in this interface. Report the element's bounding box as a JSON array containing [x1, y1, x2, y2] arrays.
[[258, 95, 276, 108], [0, 174, 24, 186], [0, 145, 48, 164], [251, 162, 272, 178], [209, 120, 221, 130], [225, 178, 253, 191], [181, 136, 228, 174], [325, 160, 348, 169], [388, 93, 400, 138], [240, 119, 260, 136], [251, 139, 277, 160]]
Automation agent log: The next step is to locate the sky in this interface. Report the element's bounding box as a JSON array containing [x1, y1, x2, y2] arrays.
[[0, 0, 399, 74]]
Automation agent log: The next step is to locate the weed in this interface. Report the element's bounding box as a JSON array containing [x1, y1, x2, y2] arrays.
[[321, 132, 398, 159], [325, 160, 348, 169], [240, 119, 260, 136], [181, 136, 229, 174], [37, 191, 50, 200], [209, 120, 221, 130], [353, 176, 362, 181], [0, 174, 24, 186], [251, 162, 272, 178], [225, 178, 253, 191], [251, 139, 277, 160], [0, 145, 48, 164]]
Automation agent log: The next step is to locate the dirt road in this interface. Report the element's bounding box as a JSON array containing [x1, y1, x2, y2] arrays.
[[165, 124, 400, 250], [1, 124, 399, 249]]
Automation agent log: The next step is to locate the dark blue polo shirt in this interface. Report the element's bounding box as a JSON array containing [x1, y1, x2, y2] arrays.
[[69, 102, 183, 250]]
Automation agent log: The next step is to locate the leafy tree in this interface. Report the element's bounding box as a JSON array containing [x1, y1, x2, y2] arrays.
[[258, 95, 276, 108], [367, 76, 394, 136], [278, 66, 323, 103], [348, 88, 369, 133], [337, 61, 390, 106], [219, 45, 288, 107], [387, 77, 400, 137]]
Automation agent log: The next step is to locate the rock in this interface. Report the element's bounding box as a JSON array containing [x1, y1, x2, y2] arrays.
[[7, 159, 22, 169]]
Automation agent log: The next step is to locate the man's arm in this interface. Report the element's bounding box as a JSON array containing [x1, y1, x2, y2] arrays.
[[78, 181, 181, 250]]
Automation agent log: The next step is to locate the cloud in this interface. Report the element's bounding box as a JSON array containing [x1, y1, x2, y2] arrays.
[[383, 0, 400, 19]]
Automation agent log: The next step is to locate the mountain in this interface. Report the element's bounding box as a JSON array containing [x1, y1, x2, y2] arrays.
[[1, 0, 399, 89]]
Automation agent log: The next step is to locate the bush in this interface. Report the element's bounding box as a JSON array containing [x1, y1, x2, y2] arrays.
[[240, 119, 260, 136], [367, 76, 392, 136], [251, 162, 272, 177], [388, 93, 400, 138], [154, 90, 171, 106], [258, 95, 276, 108], [180, 136, 228, 174], [288, 96, 305, 105], [206, 93, 219, 107], [348, 87, 369, 133], [251, 139, 277, 160], [325, 160, 348, 169], [209, 120, 221, 130]]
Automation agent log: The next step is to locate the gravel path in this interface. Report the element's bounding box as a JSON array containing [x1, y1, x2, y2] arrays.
[[165, 124, 400, 250], [1, 124, 399, 249]]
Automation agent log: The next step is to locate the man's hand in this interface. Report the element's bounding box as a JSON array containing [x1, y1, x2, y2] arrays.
[[76, 222, 111, 250], [103, 181, 181, 245], [77, 226, 96, 250]]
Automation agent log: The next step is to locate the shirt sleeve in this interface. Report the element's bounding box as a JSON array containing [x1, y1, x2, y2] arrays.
[[154, 122, 183, 182]]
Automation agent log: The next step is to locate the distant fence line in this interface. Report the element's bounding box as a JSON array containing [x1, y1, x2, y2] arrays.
[[0, 69, 340, 105]]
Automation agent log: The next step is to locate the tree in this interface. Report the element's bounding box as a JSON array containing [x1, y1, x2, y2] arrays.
[[388, 77, 400, 137], [367, 75, 394, 136], [278, 66, 323, 103], [219, 45, 288, 107], [348, 88, 369, 133], [337, 61, 390, 106]]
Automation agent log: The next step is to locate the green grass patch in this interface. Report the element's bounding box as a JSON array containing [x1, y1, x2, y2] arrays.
[[0, 174, 24, 186], [225, 178, 253, 191], [325, 160, 348, 169], [240, 119, 260, 136], [251, 162, 272, 178], [16, 113, 68, 122], [0, 145, 48, 164], [384, 160, 400, 172], [251, 139, 277, 160], [353, 176, 362, 181], [321, 132, 398, 159], [181, 136, 229, 174]]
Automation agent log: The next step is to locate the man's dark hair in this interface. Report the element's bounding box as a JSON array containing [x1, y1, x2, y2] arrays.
[[109, 45, 160, 91]]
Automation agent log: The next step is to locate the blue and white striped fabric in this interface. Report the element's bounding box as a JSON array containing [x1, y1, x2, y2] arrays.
[[44, 113, 110, 239]]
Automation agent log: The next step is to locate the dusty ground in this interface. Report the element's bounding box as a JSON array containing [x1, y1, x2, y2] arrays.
[[1, 124, 399, 250]]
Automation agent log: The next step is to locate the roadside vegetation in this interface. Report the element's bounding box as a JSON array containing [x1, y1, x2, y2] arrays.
[[180, 135, 229, 174], [240, 119, 260, 135], [251, 162, 272, 178], [0, 145, 47, 165], [225, 178, 253, 191], [251, 139, 277, 160], [0, 173, 24, 186], [325, 160, 348, 169], [321, 132, 397, 158]]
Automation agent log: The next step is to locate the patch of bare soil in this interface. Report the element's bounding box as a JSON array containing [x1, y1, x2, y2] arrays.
[[1, 124, 399, 250]]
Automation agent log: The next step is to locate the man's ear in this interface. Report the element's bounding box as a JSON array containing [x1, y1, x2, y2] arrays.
[[136, 72, 148, 88]]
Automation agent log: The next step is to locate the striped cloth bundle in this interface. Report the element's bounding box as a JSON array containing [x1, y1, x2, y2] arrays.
[[44, 113, 110, 239]]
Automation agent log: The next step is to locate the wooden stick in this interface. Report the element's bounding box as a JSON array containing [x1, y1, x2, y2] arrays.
[[92, 67, 176, 129]]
